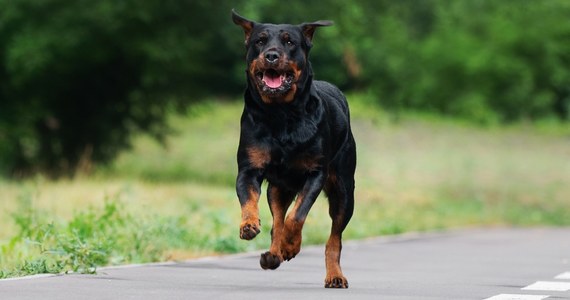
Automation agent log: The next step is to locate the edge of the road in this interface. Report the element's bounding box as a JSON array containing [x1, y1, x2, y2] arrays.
[[0, 226, 541, 282]]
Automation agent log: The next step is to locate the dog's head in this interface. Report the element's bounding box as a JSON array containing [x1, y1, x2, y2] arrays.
[[232, 10, 332, 104]]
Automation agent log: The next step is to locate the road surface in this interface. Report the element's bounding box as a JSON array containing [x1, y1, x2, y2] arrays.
[[1, 227, 569, 300]]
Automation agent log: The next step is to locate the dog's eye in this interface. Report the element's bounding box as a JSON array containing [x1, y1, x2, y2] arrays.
[[256, 39, 266, 47], [286, 40, 295, 47]]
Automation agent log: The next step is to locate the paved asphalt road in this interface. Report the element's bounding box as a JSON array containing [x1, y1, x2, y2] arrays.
[[1, 228, 569, 300]]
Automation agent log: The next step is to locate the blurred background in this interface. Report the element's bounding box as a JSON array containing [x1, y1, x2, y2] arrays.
[[0, 0, 569, 278], [1, 0, 569, 176]]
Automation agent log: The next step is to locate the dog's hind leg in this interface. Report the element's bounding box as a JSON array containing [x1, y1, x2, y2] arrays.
[[323, 166, 355, 288], [260, 184, 295, 270]]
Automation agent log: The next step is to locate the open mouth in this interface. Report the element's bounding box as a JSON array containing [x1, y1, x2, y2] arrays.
[[254, 68, 295, 95], [258, 69, 294, 89]]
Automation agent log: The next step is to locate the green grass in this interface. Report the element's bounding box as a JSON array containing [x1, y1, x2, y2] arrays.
[[1, 96, 569, 278]]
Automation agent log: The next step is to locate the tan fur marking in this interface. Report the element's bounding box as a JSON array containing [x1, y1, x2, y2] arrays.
[[268, 187, 286, 258], [283, 61, 303, 103], [283, 84, 298, 103], [324, 234, 347, 288], [248, 57, 261, 82], [293, 154, 323, 172], [281, 215, 304, 259], [324, 170, 338, 194], [261, 94, 272, 104], [247, 146, 271, 169], [280, 192, 307, 259], [239, 188, 260, 239], [240, 188, 259, 221]]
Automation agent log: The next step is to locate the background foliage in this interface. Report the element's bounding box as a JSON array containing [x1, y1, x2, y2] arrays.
[[2, 100, 568, 278], [1, 0, 569, 176]]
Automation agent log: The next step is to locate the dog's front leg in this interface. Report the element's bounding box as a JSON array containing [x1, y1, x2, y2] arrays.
[[281, 170, 326, 260], [236, 169, 263, 240], [260, 184, 295, 270]]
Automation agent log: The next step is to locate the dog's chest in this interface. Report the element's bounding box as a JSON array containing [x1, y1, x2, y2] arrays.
[[261, 144, 323, 189]]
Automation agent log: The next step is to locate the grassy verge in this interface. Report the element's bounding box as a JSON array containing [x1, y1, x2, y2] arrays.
[[1, 97, 569, 278]]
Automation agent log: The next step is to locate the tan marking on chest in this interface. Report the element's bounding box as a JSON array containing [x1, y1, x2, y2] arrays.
[[247, 147, 271, 169], [293, 154, 323, 172]]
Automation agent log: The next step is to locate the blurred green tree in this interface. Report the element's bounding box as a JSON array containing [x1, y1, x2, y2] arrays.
[[354, 0, 570, 123], [1, 0, 568, 177], [0, 0, 240, 177]]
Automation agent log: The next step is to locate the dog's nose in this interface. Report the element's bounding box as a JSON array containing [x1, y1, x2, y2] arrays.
[[265, 51, 280, 64]]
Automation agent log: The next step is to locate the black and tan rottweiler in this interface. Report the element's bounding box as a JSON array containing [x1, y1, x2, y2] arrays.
[[232, 10, 356, 288]]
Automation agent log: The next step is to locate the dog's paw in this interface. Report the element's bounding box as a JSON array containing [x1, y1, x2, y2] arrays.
[[324, 275, 349, 289], [260, 251, 282, 270], [281, 237, 301, 261], [239, 220, 260, 240], [280, 218, 302, 260]]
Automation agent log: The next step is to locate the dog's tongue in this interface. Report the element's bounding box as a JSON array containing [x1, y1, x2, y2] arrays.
[[263, 71, 282, 89]]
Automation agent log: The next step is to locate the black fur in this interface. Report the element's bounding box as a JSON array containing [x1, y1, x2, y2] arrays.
[[232, 10, 356, 288]]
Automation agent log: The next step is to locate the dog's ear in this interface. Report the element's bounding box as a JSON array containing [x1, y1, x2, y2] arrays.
[[232, 9, 256, 45], [300, 20, 333, 48]]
